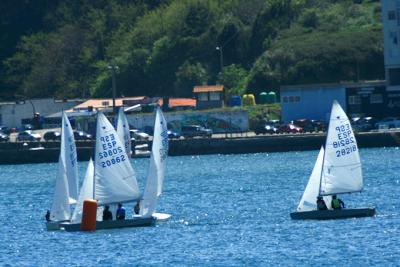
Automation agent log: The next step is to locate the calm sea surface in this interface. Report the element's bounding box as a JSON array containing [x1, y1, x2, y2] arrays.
[[1, 147, 400, 266]]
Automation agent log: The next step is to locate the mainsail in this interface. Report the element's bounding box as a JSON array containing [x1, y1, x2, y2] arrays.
[[140, 107, 169, 217], [116, 107, 132, 157], [50, 112, 79, 221], [71, 159, 94, 223], [94, 112, 140, 205], [50, 157, 71, 221], [319, 100, 363, 196], [61, 112, 79, 202], [297, 147, 331, 211]]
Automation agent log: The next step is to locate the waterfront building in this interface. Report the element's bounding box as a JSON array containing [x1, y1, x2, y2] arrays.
[[280, 81, 386, 122], [0, 98, 81, 128], [382, 0, 400, 114], [193, 85, 225, 109]]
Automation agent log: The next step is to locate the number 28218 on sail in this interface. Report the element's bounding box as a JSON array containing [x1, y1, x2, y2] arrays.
[[332, 123, 357, 157]]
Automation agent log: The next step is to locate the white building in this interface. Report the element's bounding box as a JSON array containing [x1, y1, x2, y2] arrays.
[[382, 0, 400, 91], [0, 98, 82, 128]]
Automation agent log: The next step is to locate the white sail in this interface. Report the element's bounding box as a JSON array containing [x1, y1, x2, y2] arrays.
[[116, 108, 132, 157], [297, 147, 331, 211], [61, 112, 79, 202], [320, 100, 363, 196], [50, 157, 71, 221], [94, 112, 140, 205], [140, 107, 169, 217], [71, 159, 94, 223]]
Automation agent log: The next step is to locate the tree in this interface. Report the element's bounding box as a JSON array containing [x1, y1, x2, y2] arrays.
[[174, 61, 208, 97]]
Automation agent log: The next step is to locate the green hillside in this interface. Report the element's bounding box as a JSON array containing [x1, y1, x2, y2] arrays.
[[0, 0, 383, 101]]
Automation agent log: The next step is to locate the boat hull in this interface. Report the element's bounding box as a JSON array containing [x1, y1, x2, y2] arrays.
[[60, 217, 155, 232], [290, 208, 375, 220], [46, 220, 70, 231]]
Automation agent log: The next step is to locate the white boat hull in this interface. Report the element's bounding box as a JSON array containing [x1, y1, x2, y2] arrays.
[[290, 208, 376, 220], [153, 212, 172, 221], [60, 217, 155, 232]]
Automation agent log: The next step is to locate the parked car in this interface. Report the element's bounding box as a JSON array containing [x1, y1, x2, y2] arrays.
[[43, 131, 61, 141], [181, 125, 212, 138], [254, 121, 278, 135], [73, 130, 92, 141], [375, 117, 400, 130], [0, 125, 10, 134], [17, 130, 41, 141], [351, 117, 377, 132], [294, 119, 325, 133], [130, 129, 150, 141], [278, 123, 303, 134], [167, 130, 180, 139], [0, 132, 9, 142], [19, 123, 34, 131]]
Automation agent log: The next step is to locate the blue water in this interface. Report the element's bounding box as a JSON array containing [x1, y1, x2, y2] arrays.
[[1, 147, 400, 266]]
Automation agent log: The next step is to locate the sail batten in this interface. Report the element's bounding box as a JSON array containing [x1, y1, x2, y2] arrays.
[[319, 100, 363, 196]]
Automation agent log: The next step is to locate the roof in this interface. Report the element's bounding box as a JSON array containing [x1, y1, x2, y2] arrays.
[[280, 80, 387, 90], [158, 98, 196, 107], [73, 97, 146, 110], [193, 85, 224, 93]]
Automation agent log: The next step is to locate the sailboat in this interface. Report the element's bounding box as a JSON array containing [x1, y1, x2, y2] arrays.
[[138, 106, 171, 221], [290, 100, 375, 220], [61, 112, 154, 231], [116, 107, 132, 157], [46, 112, 79, 230]]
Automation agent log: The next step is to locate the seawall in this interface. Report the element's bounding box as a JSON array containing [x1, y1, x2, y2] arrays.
[[1, 131, 399, 164]]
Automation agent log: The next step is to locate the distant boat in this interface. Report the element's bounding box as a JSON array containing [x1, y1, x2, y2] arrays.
[[61, 112, 154, 231], [116, 107, 132, 157], [139, 106, 171, 221], [290, 100, 375, 220], [46, 112, 79, 230]]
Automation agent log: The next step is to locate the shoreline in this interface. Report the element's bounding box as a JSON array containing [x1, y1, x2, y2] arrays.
[[1, 130, 399, 164]]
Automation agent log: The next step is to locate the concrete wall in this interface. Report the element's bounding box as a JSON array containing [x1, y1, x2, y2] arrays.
[[0, 98, 82, 128], [280, 85, 346, 122], [127, 109, 249, 133]]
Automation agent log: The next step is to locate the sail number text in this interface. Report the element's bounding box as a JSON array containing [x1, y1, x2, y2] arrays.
[[332, 123, 357, 157], [98, 133, 126, 167]]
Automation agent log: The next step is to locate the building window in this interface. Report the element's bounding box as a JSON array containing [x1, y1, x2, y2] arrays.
[[283, 96, 288, 103], [198, 92, 208, 101], [294, 96, 300, 102], [390, 31, 398, 45], [209, 91, 220, 101], [101, 101, 109, 107], [389, 68, 400, 86], [389, 10, 396, 20], [348, 95, 361, 105], [370, 94, 383, 104]]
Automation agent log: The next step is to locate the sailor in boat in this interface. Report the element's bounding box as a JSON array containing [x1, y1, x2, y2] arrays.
[[116, 203, 126, 220], [45, 210, 51, 222], [316, 196, 328, 210], [134, 201, 140, 215], [103, 205, 113, 221], [331, 195, 345, 210]]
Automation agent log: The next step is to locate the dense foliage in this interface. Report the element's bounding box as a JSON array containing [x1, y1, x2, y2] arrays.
[[0, 0, 383, 101]]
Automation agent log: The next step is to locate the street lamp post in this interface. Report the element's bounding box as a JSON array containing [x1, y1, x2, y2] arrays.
[[216, 46, 223, 73], [108, 64, 119, 114]]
